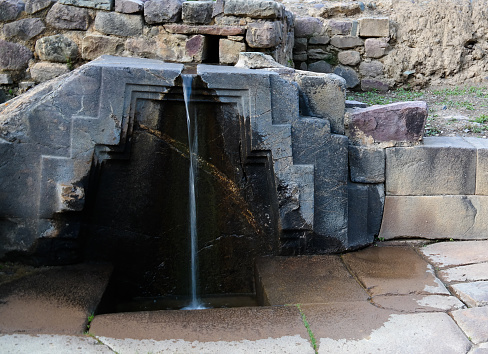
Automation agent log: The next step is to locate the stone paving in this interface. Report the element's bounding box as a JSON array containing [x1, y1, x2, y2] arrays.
[[0, 240, 487, 353]]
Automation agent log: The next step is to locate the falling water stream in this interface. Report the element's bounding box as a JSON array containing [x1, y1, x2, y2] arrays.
[[182, 74, 206, 310]]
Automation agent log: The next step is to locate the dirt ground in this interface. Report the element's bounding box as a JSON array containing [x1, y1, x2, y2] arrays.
[[348, 85, 488, 139]]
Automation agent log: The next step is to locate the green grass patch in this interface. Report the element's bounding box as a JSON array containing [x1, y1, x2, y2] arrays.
[[472, 114, 488, 124], [296, 304, 318, 354]]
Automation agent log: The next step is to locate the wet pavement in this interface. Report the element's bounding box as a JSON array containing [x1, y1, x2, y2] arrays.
[[1, 240, 488, 353]]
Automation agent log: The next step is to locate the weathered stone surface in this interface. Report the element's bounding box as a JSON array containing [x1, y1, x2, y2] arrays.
[[308, 35, 330, 45], [25, 0, 52, 13], [164, 24, 245, 36], [46, 3, 89, 30], [372, 294, 465, 313], [347, 183, 384, 247], [144, 0, 183, 24], [463, 137, 488, 195], [0, 334, 114, 353], [349, 146, 385, 183], [94, 12, 143, 36], [359, 60, 384, 77], [333, 65, 359, 88], [35, 35, 78, 63], [223, 0, 283, 19], [30, 62, 70, 83], [255, 256, 368, 305], [59, 0, 113, 10], [293, 52, 307, 61], [246, 21, 282, 48], [420, 240, 488, 268], [379, 196, 488, 240], [185, 34, 208, 61], [452, 307, 488, 344], [386, 137, 476, 195], [365, 37, 389, 58], [0, 40, 32, 70], [338, 50, 360, 66], [0, 0, 24, 21], [2, 18, 45, 41], [293, 38, 307, 52], [314, 2, 362, 18], [451, 281, 488, 307], [359, 17, 390, 37], [235, 52, 285, 69], [115, 0, 143, 13], [182, 1, 212, 25], [294, 16, 324, 38], [438, 263, 488, 283], [361, 79, 389, 92], [344, 246, 450, 296], [0, 74, 13, 84], [307, 48, 329, 60], [308, 60, 333, 73], [329, 20, 352, 35], [346, 100, 367, 108], [82, 35, 124, 60], [349, 101, 427, 146], [330, 35, 364, 49], [219, 38, 245, 64]]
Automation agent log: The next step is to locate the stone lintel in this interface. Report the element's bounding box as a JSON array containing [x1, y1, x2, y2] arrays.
[[164, 24, 245, 36]]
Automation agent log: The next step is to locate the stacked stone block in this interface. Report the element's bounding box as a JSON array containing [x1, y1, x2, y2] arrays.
[[293, 15, 391, 91], [0, 0, 294, 91]]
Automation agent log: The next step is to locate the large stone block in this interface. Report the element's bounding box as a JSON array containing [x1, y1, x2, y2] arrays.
[[329, 20, 352, 35], [359, 60, 384, 77], [330, 35, 364, 49], [82, 35, 125, 60], [182, 1, 213, 25], [462, 137, 488, 195], [58, 0, 113, 10], [0, 40, 32, 71], [294, 16, 325, 38], [2, 18, 45, 41], [94, 12, 144, 37], [144, 0, 183, 24], [223, 0, 283, 19], [338, 50, 360, 66], [219, 38, 246, 64], [364, 38, 389, 58], [385, 137, 477, 195], [35, 35, 79, 63], [349, 145, 385, 183], [115, 0, 144, 13], [25, 0, 52, 14], [348, 101, 427, 147], [379, 195, 488, 240], [30, 62, 70, 83], [246, 21, 282, 48], [46, 3, 89, 30], [0, 0, 24, 21], [358, 17, 390, 37]]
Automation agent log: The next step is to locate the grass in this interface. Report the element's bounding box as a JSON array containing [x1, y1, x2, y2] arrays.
[[472, 114, 488, 124], [296, 304, 318, 354]]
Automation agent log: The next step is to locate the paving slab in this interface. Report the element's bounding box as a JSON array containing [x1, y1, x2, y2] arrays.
[[372, 294, 465, 313], [451, 281, 488, 307], [469, 343, 488, 354], [0, 334, 113, 353], [420, 241, 488, 268], [452, 307, 488, 344], [342, 246, 449, 296], [255, 255, 369, 305], [90, 306, 310, 343], [0, 264, 112, 334], [438, 263, 488, 283]]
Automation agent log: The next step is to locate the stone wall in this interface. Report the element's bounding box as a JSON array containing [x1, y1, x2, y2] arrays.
[[0, 0, 294, 93]]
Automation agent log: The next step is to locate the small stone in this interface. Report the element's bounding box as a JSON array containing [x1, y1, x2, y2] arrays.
[[18, 80, 35, 91], [246, 21, 282, 48], [182, 1, 213, 25], [345, 100, 367, 108], [0, 73, 13, 84], [30, 62, 70, 83], [308, 35, 330, 45], [0, 0, 24, 21], [82, 35, 125, 60], [223, 0, 283, 19], [334, 66, 359, 88], [46, 3, 90, 30], [293, 52, 307, 61], [359, 60, 383, 77], [299, 62, 307, 71], [358, 17, 390, 37], [185, 34, 208, 62], [307, 48, 329, 60], [361, 79, 389, 92], [115, 0, 144, 13], [94, 12, 144, 36], [330, 35, 363, 49], [235, 52, 285, 69], [308, 60, 333, 73], [35, 34, 78, 63], [293, 38, 307, 52], [329, 20, 352, 35], [338, 50, 360, 66], [25, 0, 52, 14], [364, 38, 389, 58], [58, 0, 113, 10], [219, 38, 246, 64], [3, 18, 46, 41], [349, 145, 385, 183], [0, 40, 32, 70], [294, 16, 325, 38], [144, 0, 183, 24]]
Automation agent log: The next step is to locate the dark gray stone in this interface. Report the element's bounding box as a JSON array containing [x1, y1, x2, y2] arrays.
[[35, 35, 78, 63], [0, 0, 24, 21], [46, 3, 90, 30], [246, 21, 282, 48], [182, 1, 213, 25], [329, 20, 352, 35], [334, 66, 360, 88], [345, 100, 367, 108], [294, 16, 324, 38], [359, 60, 384, 77], [58, 0, 113, 10], [361, 79, 389, 92], [115, 0, 144, 13], [25, 0, 53, 14], [307, 48, 330, 61], [349, 145, 385, 183], [0, 40, 32, 70], [144, 0, 183, 24], [223, 0, 283, 19], [308, 60, 333, 73], [30, 62, 70, 82], [308, 35, 330, 45], [2, 18, 46, 40], [330, 35, 363, 49], [293, 38, 307, 52], [94, 11, 144, 36]]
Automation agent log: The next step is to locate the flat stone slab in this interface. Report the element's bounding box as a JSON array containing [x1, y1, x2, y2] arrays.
[[469, 343, 488, 353], [255, 256, 369, 305], [0, 334, 113, 353], [90, 306, 310, 342], [372, 294, 465, 312], [452, 307, 488, 344], [342, 246, 449, 296], [451, 281, 488, 307], [420, 241, 488, 268], [438, 263, 488, 283], [0, 264, 112, 334]]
